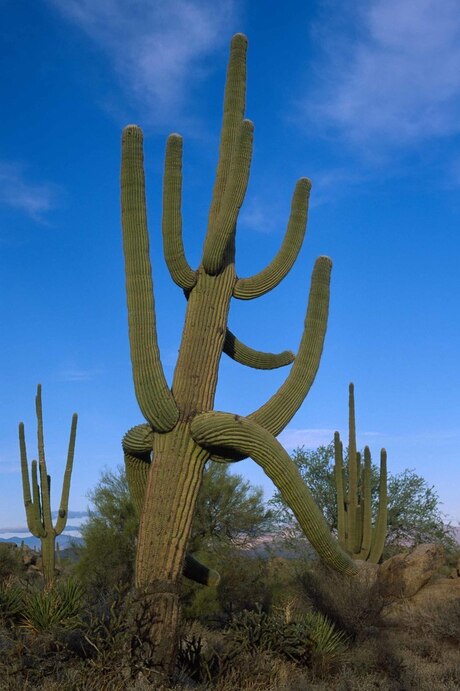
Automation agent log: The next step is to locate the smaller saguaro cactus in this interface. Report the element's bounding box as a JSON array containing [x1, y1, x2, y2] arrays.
[[334, 383, 387, 563], [19, 385, 77, 583]]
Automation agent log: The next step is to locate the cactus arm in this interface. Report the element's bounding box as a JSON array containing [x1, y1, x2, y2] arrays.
[[19, 423, 43, 536], [358, 446, 372, 560], [368, 449, 388, 564], [202, 119, 253, 275], [346, 383, 358, 554], [162, 134, 197, 290], [246, 256, 331, 435], [30, 460, 44, 535], [334, 432, 346, 547], [223, 328, 295, 369], [35, 385, 53, 533], [183, 553, 220, 586], [234, 178, 312, 299], [191, 411, 358, 575], [55, 413, 78, 535], [205, 33, 247, 237], [121, 125, 179, 432]]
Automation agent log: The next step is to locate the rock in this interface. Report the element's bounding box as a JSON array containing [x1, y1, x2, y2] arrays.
[[378, 543, 445, 600], [381, 575, 460, 624], [352, 559, 380, 590]]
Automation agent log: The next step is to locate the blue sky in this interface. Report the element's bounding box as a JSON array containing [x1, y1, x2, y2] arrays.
[[1, 0, 459, 534]]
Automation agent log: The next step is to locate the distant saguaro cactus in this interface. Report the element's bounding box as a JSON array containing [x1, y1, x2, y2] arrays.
[[121, 33, 357, 677], [334, 383, 387, 563], [19, 385, 77, 583]]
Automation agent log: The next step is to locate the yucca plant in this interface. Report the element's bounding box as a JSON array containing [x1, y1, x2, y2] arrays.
[[21, 578, 83, 634], [0, 578, 25, 625]]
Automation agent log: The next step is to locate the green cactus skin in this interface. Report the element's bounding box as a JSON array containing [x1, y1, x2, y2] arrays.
[[19, 385, 77, 583], [334, 383, 387, 563], [121, 33, 357, 676]]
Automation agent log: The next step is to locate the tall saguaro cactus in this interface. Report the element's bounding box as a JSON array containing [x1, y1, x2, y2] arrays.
[[19, 385, 77, 583], [334, 383, 387, 563], [121, 34, 357, 677]]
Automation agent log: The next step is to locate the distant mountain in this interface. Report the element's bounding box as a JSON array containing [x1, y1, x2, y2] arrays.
[[0, 535, 83, 549]]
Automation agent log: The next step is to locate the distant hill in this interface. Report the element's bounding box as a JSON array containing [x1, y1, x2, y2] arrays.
[[0, 535, 83, 550]]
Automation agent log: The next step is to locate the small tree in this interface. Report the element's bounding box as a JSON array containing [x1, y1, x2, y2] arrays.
[[270, 444, 457, 558], [76, 463, 274, 592]]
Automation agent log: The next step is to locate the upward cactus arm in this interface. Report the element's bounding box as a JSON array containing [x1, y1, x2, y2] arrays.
[[368, 449, 388, 564], [19, 424, 42, 536], [207, 33, 247, 229], [55, 413, 78, 535], [121, 125, 179, 432], [202, 119, 253, 275], [191, 411, 357, 575], [248, 256, 331, 435], [234, 178, 312, 299], [162, 134, 197, 291], [347, 383, 358, 554], [358, 446, 372, 560], [334, 432, 346, 547], [223, 328, 294, 369]]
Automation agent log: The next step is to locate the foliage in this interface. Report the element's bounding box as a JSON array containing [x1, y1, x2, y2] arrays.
[[188, 462, 275, 553], [0, 544, 23, 583], [224, 604, 348, 668], [76, 463, 273, 594], [75, 467, 138, 594], [0, 578, 25, 625], [20, 579, 84, 634], [270, 444, 457, 556]]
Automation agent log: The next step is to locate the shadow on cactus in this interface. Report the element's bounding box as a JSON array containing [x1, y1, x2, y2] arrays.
[[120, 33, 357, 676]]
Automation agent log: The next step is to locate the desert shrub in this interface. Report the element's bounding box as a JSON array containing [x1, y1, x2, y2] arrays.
[[0, 578, 25, 625], [0, 544, 22, 582], [297, 559, 384, 640], [217, 550, 273, 615]]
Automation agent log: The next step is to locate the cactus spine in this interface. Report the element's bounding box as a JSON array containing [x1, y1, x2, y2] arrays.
[[121, 33, 357, 677], [19, 385, 77, 583], [334, 383, 387, 563]]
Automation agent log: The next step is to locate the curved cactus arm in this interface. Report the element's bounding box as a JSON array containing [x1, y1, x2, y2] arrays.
[[191, 411, 358, 575], [55, 413, 78, 535], [334, 432, 346, 548], [247, 256, 331, 436], [183, 553, 220, 586], [358, 446, 372, 560], [205, 34, 247, 242], [202, 119, 253, 275], [368, 448, 388, 564], [346, 383, 358, 554], [121, 125, 179, 432], [234, 178, 312, 299], [162, 134, 197, 290], [223, 328, 295, 369]]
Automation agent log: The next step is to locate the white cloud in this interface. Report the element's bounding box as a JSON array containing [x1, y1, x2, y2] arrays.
[[48, 0, 237, 124], [0, 162, 59, 220], [308, 0, 460, 149]]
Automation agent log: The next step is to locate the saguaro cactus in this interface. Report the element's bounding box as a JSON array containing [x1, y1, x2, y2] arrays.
[[19, 385, 77, 583], [334, 383, 387, 563], [121, 33, 357, 677]]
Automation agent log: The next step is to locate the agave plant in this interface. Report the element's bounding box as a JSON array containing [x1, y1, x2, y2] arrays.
[[21, 578, 83, 634]]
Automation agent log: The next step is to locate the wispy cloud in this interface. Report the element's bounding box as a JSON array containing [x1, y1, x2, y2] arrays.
[[0, 162, 59, 221], [57, 365, 100, 382], [48, 0, 238, 125], [307, 0, 460, 150]]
